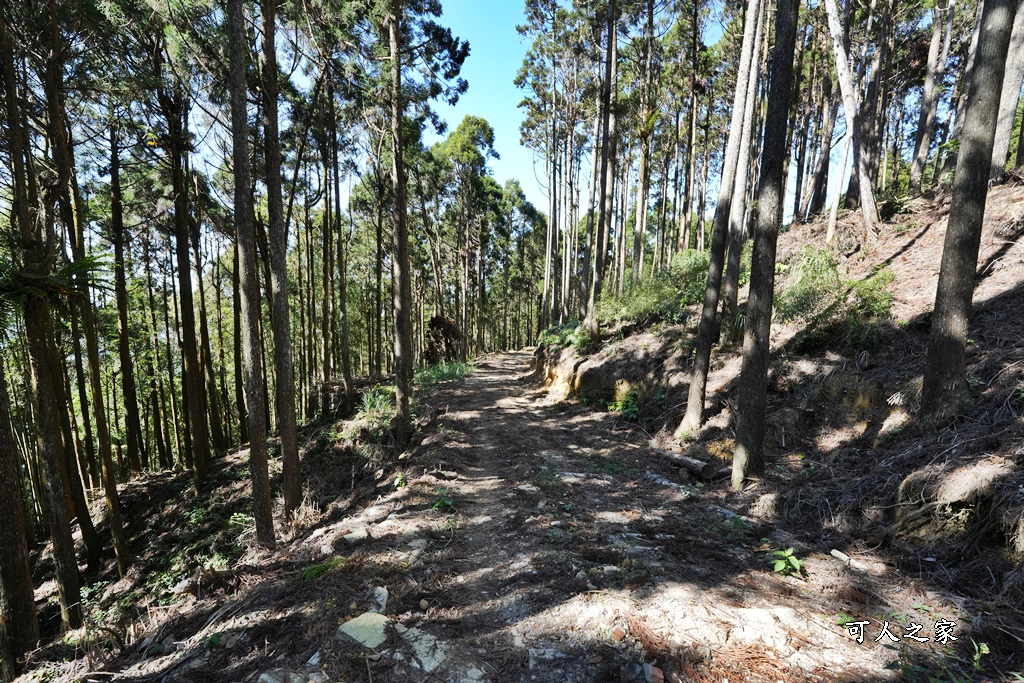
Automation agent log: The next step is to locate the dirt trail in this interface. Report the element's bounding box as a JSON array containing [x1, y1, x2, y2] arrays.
[[81, 351, 963, 683], [318, 350, 935, 682]]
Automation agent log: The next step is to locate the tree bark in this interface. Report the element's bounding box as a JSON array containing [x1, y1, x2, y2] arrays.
[[732, 0, 800, 490], [921, 0, 1019, 426], [721, 0, 766, 347], [388, 0, 414, 444], [262, 0, 301, 516], [677, 0, 763, 435], [228, 0, 275, 547], [990, 0, 1024, 179], [909, 0, 956, 194], [0, 355, 39, 680], [585, 0, 618, 344], [822, 0, 881, 235], [109, 123, 146, 474]]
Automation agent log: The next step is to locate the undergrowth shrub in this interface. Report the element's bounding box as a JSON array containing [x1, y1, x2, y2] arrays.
[[415, 361, 471, 386], [598, 249, 710, 325], [775, 245, 895, 350], [537, 321, 590, 351]]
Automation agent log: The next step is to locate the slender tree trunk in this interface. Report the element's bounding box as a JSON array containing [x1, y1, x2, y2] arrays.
[[108, 123, 146, 474], [732, 0, 800, 489], [69, 315, 99, 488], [909, 0, 955, 194], [808, 87, 839, 217], [0, 354, 39, 681], [232, 242, 249, 442], [192, 230, 227, 453], [822, 0, 881, 234], [585, 0, 618, 344], [721, 0, 766, 346], [228, 0, 275, 547], [144, 239, 172, 469], [388, 0, 414, 443], [169, 107, 210, 488], [990, 0, 1024, 180], [921, 0, 1018, 426], [261, 0, 300, 515], [677, 0, 763, 435]]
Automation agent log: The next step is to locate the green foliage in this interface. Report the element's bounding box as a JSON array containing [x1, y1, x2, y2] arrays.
[[431, 486, 454, 511], [608, 389, 641, 421], [360, 384, 397, 417], [415, 361, 471, 386], [598, 249, 710, 326], [775, 246, 895, 350], [885, 639, 991, 683], [537, 322, 590, 350], [770, 547, 805, 577], [775, 246, 843, 323], [301, 556, 348, 581]]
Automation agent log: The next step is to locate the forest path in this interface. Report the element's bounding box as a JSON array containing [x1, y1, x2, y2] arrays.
[[325, 350, 904, 682]]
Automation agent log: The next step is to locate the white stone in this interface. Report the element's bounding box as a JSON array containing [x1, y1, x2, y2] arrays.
[[394, 624, 448, 672], [336, 612, 390, 649]]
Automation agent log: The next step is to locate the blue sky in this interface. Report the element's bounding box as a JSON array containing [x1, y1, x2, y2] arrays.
[[428, 0, 546, 208], [426, 0, 853, 224]]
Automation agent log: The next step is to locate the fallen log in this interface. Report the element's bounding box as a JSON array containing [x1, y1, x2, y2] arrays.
[[651, 449, 724, 479]]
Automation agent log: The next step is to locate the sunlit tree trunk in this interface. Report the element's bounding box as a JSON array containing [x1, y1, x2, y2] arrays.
[[921, 0, 1018, 427], [677, 0, 763, 435], [732, 0, 800, 490], [822, 0, 880, 234]]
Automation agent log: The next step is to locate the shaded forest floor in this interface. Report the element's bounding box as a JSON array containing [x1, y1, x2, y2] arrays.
[[17, 177, 1024, 682]]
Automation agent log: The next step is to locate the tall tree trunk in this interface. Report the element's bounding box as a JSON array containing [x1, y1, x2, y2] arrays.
[[169, 102, 210, 488], [909, 0, 956, 194], [144, 238, 172, 469], [807, 86, 839, 217], [677, 0, 763, 435], [262, 0, 300, 515], [232, 242, 249, 443], [921, 0, 1018, 426], [228, 0, 275, 547], [732, 0, 800, 490], [192, 228, 227, 453], [68, 143, 130, 576], [721, 0, 766, 346], [44, 25, 113, 574], [990, 0, 1024, 179], [109, 124, 146, 474], [388, 0, 414, 443], [585, 0, 618, 344], [0, 355, 39, 680], [69, 316, 99, 488], [822, 0, 881, 235]]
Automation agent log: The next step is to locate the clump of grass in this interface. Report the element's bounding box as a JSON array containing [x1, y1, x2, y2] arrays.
[[415, 361, 471, 386], [775, 246, 895, 350], [302, 556, 347, 581]]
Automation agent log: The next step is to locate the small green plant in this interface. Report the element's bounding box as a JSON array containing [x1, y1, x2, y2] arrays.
[[302, 556, 348, 581], [608, 389, 641, 421], [360, 384, 396, 416], [394, 472, 408, 489], [431, 487, 454, 511], [441, 517, 459, 532], [771, 547, 805, 577], [836, 612, 855, 627]]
